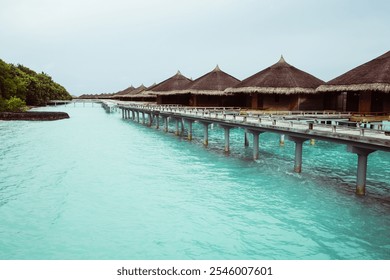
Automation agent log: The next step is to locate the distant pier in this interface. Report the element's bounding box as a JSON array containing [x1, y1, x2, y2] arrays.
[[119, 103, 390, 196]]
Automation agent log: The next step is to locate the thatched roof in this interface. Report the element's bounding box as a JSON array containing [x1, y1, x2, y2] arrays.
[[187, 65, 240, 95], [226, 56, 324, 95], [135, 84, 157, 98], [112, 85, 135, 97], [122, 84, 147, 97], [144, 71, 192, 95], [317, 50, 390, 93]]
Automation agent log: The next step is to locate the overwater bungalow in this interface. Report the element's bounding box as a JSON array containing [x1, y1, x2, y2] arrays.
[[187, 65, 241, 107], [226, 56, 326, 111], [317, 50, 390, 113], [144, 71, 193, 105]]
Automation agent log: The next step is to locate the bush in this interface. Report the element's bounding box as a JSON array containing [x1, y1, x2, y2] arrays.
[[3, 96, 28, 112]]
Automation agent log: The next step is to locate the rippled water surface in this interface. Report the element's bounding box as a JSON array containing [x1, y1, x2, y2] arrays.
[[0, 104, 389, 260]]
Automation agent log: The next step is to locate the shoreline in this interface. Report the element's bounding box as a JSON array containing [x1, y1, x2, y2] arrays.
[[0, 111, 70, 121]]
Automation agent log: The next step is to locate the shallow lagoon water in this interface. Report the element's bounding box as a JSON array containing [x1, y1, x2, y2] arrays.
[[0, 105, 389, 259]]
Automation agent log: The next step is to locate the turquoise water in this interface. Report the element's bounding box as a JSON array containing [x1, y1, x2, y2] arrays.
[[0, 104, 389, 260]]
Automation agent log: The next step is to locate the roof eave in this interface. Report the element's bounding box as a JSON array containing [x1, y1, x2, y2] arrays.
[[317, 83, 390, 93], [226, 86, 317, 94]]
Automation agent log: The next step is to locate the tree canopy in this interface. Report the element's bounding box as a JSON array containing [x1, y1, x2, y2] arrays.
[[0, 59, 72, 108]]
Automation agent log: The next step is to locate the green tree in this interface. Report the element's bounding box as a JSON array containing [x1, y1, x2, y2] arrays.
[[0, 59, 72, 106], [5, 96, 27, 112]]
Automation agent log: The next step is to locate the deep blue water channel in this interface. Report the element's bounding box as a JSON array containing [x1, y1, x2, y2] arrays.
[[0, 104, 389, 259]]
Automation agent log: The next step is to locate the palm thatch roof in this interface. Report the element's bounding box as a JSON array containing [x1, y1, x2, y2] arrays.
[[144, 71, 192, 95], [317, 50, 390, 93], [226, 56, 324, 95], [122, 84, 147, 97], [112, 85, 135, 97], [187, 65, 240, 96], [135, 84, 157, 98]]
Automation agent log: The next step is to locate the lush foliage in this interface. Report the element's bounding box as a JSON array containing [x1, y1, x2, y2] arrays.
[[0, 96, 28, 112], [0, 58, 72, 109]]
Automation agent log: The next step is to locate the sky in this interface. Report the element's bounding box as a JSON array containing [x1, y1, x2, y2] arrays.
[[1, 0, 389, 96]]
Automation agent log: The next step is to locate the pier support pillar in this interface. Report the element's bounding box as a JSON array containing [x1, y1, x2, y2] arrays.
[[136, 111, 140, 123], [187, 120, 194, 141], [248, 130, 264, 160], [142, 112, 145, 124], [122, 109, 125, 119], [288, 136, 309, 173], [347, 146, 376, 195], [155, 114, 159, 129], [202, 122, 210, 147], [253, 132, 259, 160], [244, 131, 249, 147], [221, 126, 231, 153], [175, 119, 180, 136], [148, 113, 152, 127], [248, 130, 265, 160], [280, 134, 285, 146], [164, 117, 169, 133], [181, 119, 185, 135]]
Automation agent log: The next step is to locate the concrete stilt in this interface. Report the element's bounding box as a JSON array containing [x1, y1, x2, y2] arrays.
[[347, 146, 375, 195], [252, 132, 260, 160], [181, 119, 185, 135], [288, 136, 308, 173], [203, 123, 209, 147], [187, 120, 193, 141], [137, 111, 140, 123], [155, 115, 159, 129], [244, 131, 249, 147], [223, 126, 231, 153], [280, 134, 285, 146], [164, 117, 169, 132], [142, 112, 145, 124], [148, 113, 152, 127], [122, 109, 124, 119], [175, 119, 180, 136], [294, 141, 303, 173]]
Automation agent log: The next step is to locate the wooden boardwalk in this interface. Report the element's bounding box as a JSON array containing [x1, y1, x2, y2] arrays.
[[118, 103, 389, 196]]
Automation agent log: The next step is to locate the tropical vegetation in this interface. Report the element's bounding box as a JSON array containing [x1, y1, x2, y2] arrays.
[[0, 58, 72, 112]]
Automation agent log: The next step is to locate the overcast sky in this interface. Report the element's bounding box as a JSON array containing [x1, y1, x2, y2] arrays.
[[1, 0, 389, 96]]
